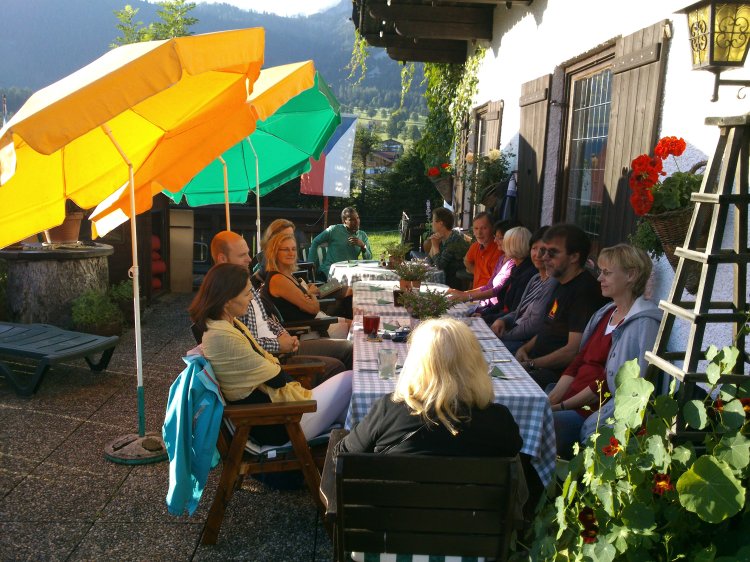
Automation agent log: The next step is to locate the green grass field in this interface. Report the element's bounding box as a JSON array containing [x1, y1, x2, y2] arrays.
[[367, 230, 402, 260]]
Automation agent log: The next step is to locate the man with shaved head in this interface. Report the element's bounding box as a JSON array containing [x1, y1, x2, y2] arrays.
[[209, 231, 353, 376]]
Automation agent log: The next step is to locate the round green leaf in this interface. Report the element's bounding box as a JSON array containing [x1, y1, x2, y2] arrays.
[[677, 456, 745, 523], [645, 435, 669, 471], [671, 445, 695, 468], [621, 501, 655, 530], [584, 540, 616, 562], [720, 399, 747, 430], [714, 432, 750, 470], [654, 394, 679, 420], [614, 376, 653, 428], [706, 362, 721, 385], [683, 399, 708, 430]]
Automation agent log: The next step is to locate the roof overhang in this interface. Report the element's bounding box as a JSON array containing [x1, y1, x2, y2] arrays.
[[352, 0, 534, 63]]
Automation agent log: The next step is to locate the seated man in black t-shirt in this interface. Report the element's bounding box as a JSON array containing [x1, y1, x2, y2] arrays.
[[515, 224, 609, 389]]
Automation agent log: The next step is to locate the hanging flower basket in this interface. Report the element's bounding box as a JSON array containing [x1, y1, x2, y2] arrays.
[[430, 176, 453, 204], [643, 206, 701, 294]]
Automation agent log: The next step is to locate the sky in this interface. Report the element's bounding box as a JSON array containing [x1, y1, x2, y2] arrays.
[[196, 0, 341, 17]]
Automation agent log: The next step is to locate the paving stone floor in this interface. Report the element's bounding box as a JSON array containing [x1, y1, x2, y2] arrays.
[[0, 292, 333, 561]]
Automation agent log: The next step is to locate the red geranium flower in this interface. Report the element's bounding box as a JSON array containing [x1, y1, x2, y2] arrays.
[[630, 187, 654, 216], [602, 436, 622, 457], [427, 166, 440, 178], [440, 162, 450, 169], [654, 136, 687, 159], [653, 473, 674, 495]]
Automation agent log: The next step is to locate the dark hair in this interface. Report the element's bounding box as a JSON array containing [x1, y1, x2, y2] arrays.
[[472, 211, 492, 226], [530, 225, 550, 247], [189, 263, 249, 332], [542, 223, 591, 267], [432, 207, 454, 230], [493, 219, 521, 235], [341, 207, 359, 221]]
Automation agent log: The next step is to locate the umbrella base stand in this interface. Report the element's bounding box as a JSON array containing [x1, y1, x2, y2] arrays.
[[104, 431, 168, 465]]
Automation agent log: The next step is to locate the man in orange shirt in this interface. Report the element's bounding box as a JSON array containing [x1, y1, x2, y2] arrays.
[[464, 212, 501, 289]]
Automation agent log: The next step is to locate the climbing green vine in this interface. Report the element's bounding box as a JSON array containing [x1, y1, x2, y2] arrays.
[[348, 30, 369, 85], [416, 45, 485, 168], [400, 62, 416, 109]]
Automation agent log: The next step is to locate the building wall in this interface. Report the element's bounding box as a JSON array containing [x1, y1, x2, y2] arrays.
[[474, 0, 750, 359]]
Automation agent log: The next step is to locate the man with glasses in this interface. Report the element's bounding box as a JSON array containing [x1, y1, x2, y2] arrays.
[[309, 207, 372, 280], [463, 212, 501, 290], [209, 231, 352, 379], [515, 224, 608, 389]]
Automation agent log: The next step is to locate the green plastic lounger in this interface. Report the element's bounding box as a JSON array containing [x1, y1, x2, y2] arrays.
[[0, 322, 119, 396]]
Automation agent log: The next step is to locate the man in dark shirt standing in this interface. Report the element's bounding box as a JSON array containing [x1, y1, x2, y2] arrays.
[[515, 224, 608, 389]]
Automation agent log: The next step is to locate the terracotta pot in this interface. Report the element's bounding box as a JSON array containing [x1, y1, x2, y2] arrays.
[[411, 280, 422, 290], [45, 211, 84, 244], [399, 279, 411, 291]]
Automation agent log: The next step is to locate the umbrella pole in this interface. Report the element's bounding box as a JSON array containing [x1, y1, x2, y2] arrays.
[[219, 155, 230, 230], [247, 137, 261, 246], [101, 125, 167, 465]]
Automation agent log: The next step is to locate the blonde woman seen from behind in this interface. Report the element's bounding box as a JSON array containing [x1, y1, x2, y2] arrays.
[[336, 318, 522, 456]]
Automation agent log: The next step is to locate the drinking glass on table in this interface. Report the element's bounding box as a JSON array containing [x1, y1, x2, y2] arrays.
[[363, 315, 380, 338], [378, 348, 399, 379]]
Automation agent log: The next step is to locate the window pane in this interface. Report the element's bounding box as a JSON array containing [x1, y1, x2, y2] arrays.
[[565, 68, 611, 241]]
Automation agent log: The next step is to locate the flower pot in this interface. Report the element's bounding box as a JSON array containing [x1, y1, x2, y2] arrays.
[[430, 176, 453, 204], [45, 211, 84, 244], [410, 280, 422, 290], [644, 207, 701, 294], [399, 279, 411, 291]]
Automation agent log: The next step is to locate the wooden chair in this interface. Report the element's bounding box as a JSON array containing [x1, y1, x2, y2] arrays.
[[320, 430, 524, 562], [201, 360, 329, 545]]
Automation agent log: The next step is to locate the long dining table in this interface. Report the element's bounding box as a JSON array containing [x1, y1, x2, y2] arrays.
[[328, 259, 446, 286], [346, 280, 557, 487]]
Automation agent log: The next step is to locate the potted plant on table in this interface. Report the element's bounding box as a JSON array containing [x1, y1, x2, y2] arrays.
[[527, 342, 750, 561], [393, 260, 430, 291], [628, 136, 705, 293], [384, 241, 412, 268], [399, 289, 454, 322], [72, 289, 125, 336]]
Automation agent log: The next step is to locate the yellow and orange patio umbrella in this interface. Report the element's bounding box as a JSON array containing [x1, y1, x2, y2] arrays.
[[88, 60, 318, 240], [0, 28, 268, 463]]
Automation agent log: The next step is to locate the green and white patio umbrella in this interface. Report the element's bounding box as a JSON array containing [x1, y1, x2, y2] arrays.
[[164, 72, 340, 235]]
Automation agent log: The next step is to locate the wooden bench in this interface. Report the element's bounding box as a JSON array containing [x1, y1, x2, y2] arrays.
[[320, 430, 524, 562], [0, 322, 119, 396]]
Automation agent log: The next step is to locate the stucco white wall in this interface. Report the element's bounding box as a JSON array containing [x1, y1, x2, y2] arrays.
[[473, 0, 750, 359]]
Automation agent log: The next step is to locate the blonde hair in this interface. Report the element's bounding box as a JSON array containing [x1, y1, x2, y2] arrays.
[[261, 219, 295, 249], [265, 232, 296, 272], [393, 318, 493, 435], [598, 243, 652, 297], [502, 226, 532, 261]]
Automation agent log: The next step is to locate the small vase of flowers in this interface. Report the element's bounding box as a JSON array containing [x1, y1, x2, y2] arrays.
[[393, 260, 430, 290]]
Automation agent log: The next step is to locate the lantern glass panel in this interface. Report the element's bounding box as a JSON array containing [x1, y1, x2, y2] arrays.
[[687, 4, 711, 66], [712, 3, 750, 65]]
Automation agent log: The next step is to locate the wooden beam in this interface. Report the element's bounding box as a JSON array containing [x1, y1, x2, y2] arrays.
[[368, 4, 490, 24], [387, 46, 467, 64], [363, 33, 465, 51], [395, 20, 492, 40]]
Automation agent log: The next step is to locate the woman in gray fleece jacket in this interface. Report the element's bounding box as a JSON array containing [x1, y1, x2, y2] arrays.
[[546, 244, 663, 457]]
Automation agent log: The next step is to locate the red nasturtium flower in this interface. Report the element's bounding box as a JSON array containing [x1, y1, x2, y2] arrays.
[[602, 436, 622, 457], [653, 473, 674, 496], [578, 507, 598, 544], [654, 136, 687, 159], [740, 397, 750, 418], [427, 166, 440, 178], [440, 162, 450, 169]]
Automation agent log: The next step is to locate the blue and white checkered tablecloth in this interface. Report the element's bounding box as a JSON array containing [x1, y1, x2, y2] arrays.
[[329, 261, 445, 286], [352, 280, 471, 318], [346, 292, 557, 486]]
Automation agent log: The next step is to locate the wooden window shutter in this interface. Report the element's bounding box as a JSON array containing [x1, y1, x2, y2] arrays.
[[517, 75, 551, 231], [485, 100, 503, 150], [600, 20, 670, 247]]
